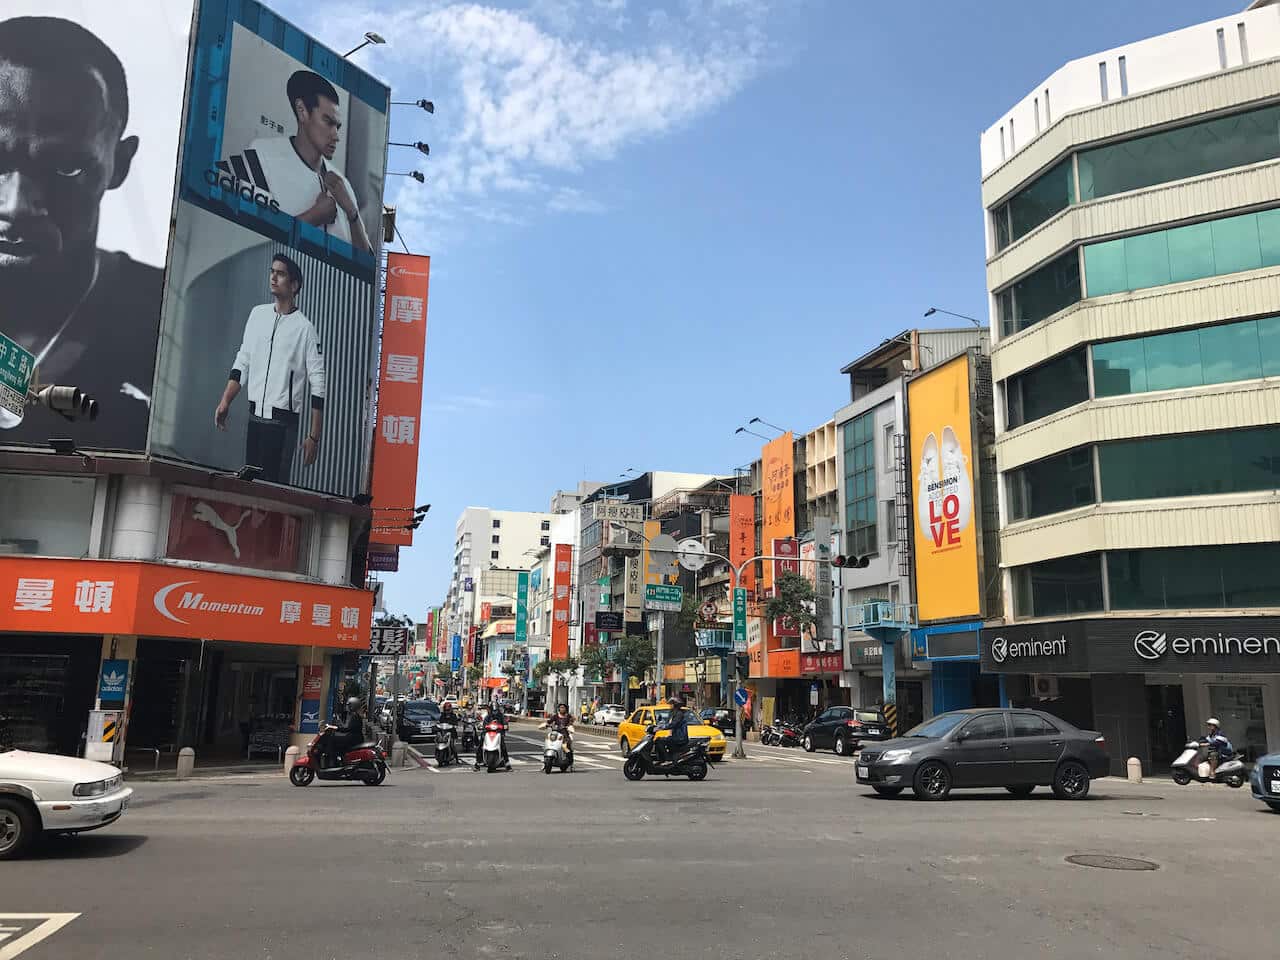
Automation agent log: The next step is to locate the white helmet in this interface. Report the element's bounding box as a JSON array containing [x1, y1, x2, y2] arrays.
[[1206, 717, 1221, 727]]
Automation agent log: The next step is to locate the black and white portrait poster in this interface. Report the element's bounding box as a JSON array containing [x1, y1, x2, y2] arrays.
[[0, 1, 194, 450]]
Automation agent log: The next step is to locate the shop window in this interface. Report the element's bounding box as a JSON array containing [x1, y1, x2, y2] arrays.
[[1012, 552, 1104, 618], [0, 474, 96, 557]]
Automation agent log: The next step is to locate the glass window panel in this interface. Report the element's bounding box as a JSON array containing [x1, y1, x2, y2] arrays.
[[1005, 158, 1075, 245], [1013, 553, 1103, 617], [1211, 214, 1263, 276], [1166, 221, 1216, 284], [1099, 426, 1280, 501], [1005, 348, 1089, 429], [1199, 321, 1262, 384], [994, 205, 1011, 251], [1092, 338, 1148, 397], [1005, 448, 1096, 521], [1143, 329, 1202, 391], [1083, 239, 1127, 296], [1123, 230, 1171, 290], [1258, 315, 1280, 376], [1001, 250, 1082, 335], [1258, 208, 1280, 266]]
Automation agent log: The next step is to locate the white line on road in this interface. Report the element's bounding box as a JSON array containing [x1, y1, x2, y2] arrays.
[[0, 914, 80, 960]]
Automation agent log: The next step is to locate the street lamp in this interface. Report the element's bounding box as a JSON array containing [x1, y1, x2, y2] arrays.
[[390, 140, 430, 156], [343, 31, 385, 58], [734, 426, 771, 441], [748, 417, 790, 435], [923, 306, 983, 327], [389, 170, 425, 183], [393, 99, 435, 114]]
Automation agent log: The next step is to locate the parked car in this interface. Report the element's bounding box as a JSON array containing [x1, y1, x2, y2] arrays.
[[700, 707, 752, 735], [1251, 751, 1280, 812], [0, 746, 133, 859], [802, 706, 888, 756], [618, 704, 726, 760], [855, 708, 1110, 801], [593, 704, 627, 726], [396, 699, 443, 743]]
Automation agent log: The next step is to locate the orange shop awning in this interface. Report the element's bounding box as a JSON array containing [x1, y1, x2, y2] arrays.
[[482, 677, 505, 689], [0, 557, 372, 649]]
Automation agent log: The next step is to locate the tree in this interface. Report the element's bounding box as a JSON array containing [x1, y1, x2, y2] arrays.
[[579, 644, 612, 683], [764, 571, 815, 637], [435, 662, 453, 680], [612, 634, 655, 682], [466, 664, 482, 684]]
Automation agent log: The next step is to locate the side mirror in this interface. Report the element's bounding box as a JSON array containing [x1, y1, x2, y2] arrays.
[[954, 730, 969, 743], [646, 724, 657, 734]]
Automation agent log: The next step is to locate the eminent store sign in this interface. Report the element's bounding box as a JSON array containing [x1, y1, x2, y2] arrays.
[[982, 617, 1280, 674]]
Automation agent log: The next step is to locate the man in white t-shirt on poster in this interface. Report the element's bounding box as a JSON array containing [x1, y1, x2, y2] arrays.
[[245, 70, 371, 253], [214, 254, 326, 484]]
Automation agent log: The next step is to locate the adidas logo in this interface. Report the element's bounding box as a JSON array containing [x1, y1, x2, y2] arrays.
[[204, 149, 281, 212]]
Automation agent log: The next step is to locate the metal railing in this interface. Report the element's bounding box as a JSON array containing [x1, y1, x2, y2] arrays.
[[845, 600, 917, 630]]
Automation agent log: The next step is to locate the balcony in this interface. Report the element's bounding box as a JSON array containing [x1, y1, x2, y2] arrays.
[[845, 601, 916, 630]]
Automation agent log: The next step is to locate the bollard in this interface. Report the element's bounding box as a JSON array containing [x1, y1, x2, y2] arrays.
[[390, 741, 407, 768], [176, 747, 195, 780], [1126, 756, 1143, 783], [283, 745, 299, 775]]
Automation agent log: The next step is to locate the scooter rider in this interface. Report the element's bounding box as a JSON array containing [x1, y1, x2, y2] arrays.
[[437, 701, 459, 754], [659, 695, 691, 762], [322, 697, 365, 766], [1205, 717, 1235, 777], [540, 703, 575, 756], [475, 701, 511, 769]]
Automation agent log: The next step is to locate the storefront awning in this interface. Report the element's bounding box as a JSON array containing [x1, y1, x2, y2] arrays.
[[482, 677, 505, 689]]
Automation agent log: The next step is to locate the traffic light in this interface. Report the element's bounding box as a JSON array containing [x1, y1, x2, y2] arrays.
[[34, 385, 98, 422], [832, 555, 870, 569]]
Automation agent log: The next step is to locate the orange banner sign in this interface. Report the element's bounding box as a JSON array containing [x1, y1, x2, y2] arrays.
[[370, 253, 431, 546], [1, 557, 371, 649], [760, 432, 795, 593], [552, 543, 572, 660], [728, 493, 755, 595]]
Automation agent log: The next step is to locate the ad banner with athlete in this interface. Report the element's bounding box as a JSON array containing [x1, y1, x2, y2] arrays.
[[148, 0, 390, 498], [0, 2, 195, 451]]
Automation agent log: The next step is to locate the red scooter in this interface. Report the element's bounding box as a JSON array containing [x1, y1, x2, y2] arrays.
[[289, 725, 388, 786]]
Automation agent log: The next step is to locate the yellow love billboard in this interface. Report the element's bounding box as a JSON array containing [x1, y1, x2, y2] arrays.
[[908, 353, 982, 622]]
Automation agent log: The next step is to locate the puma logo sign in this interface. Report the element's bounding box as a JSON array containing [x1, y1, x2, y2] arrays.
[[192, 502, 252, 559]]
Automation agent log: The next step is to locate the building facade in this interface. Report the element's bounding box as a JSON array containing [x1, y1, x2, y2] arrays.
[[983, 2, 1280, 768]]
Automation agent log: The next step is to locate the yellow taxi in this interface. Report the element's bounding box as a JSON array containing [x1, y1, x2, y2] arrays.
[[618, 703, 726, 761]]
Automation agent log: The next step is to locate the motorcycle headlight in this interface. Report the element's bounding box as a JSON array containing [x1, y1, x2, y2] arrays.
[[880, 749, 913, 763]]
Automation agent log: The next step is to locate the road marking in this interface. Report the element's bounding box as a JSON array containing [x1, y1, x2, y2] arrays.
[[0, 914, 80, 960]]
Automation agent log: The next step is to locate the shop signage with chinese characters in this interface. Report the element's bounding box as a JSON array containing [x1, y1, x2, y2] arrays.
[[728, 494, 755, 594], [2, 557, 370, 648], [800, 652, 842, 674], [593, 502, 644, 523], [551, 543, 572, 659]]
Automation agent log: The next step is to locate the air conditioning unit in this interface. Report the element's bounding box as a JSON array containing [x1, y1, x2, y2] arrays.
[[1031, 675, 1059, 699]]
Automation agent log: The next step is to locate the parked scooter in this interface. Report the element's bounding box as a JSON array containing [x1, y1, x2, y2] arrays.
[[290, 724, 388, 786], [1171, 739, 1247, 788], [480, 718, 510, 772], [435, 720, 459, 767], [543, 728, 574, 773], [622, 725, 709, 781]]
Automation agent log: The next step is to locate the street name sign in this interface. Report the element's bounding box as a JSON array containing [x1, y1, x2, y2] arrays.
[[644, 583, 683, 612]]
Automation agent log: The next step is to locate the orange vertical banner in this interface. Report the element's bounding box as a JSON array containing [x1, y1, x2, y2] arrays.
[[760, 433, 795, 593], [552, 543, 572, 660], [370, 253, 431, 546], [729, 494, 755, 595]]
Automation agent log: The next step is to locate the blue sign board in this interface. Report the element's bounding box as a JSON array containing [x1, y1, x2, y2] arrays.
[[299, 698, 321, 733], [733, 687, 749, 708], [98, 659, 129, 701], [451, 634, 463, 671]]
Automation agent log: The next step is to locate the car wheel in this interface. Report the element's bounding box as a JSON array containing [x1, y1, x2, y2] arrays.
[[872, 786, 903, 798], [1005, 784, 1035, 798], [1171, 769, 1192, 786], [912, 761, 952, 800], [1052, 760, 1091, 800], [833, 734, 849, 757], [620, 738, 630, 756], [802, 735, 815, 753], [0, 798, 37, 861]]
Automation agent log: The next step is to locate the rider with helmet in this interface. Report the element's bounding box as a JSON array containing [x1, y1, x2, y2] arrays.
[[1204, 717, 1235, 776], [660, 695, 691, 761], [324, 696, 366, 766]]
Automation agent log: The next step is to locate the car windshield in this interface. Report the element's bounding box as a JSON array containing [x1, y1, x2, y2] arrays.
[[402, 702, 441, 719], [903, 713, 969, 738]]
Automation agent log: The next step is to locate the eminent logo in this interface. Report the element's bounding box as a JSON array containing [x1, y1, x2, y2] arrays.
[[153, 581, 266, 624], [990, 634, 1066, 664], [1133, 627, 1280, 660], [204, 150, 281, 212]]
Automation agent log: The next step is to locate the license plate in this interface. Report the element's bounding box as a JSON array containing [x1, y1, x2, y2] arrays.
[[857, 764, 869, 779], [866, 728, 881, 736], [1271, 779, 1280, 795]]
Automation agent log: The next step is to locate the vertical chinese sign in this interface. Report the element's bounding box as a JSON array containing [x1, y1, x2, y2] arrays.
[[728, 494, 755, 595], [515, 571, 530, 644], [552, 543, 572, 660], [424, 609, 436, 657], [370, 253, 431, 547], [760, 433, 795, 594]]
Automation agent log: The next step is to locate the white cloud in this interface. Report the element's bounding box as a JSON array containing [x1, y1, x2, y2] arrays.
[[289, 0, 774, 245]]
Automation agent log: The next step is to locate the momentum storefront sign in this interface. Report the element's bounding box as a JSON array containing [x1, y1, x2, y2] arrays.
[[2, 557, 371, 648], [981, 617, 1280, 674]]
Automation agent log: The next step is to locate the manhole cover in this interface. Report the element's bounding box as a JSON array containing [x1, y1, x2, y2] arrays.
[[1066, 854, 1158, 871]]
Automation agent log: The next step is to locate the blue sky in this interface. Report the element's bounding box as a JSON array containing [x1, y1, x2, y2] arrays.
[[274, 0, 1240, 619]]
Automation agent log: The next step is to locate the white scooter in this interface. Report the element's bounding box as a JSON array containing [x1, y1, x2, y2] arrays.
[[1171, 739, 1247, 788], [480, 718, 509, 773], [542, 728, 574, 774]]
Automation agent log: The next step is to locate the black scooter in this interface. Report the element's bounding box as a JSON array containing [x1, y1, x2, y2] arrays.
[[434, 721, 459, 767], [623, 725, 709, 781]]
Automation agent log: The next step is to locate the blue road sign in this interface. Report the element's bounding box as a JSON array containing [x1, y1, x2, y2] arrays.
[[733, 687, 749, 708]]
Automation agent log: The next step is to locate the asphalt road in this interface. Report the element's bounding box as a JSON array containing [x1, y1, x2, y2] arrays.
[[5, 725, 1276, 960]]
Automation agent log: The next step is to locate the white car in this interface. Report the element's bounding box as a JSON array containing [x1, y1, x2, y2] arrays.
[[593, 704, 626, 726], [0, 748, 133, 859]]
